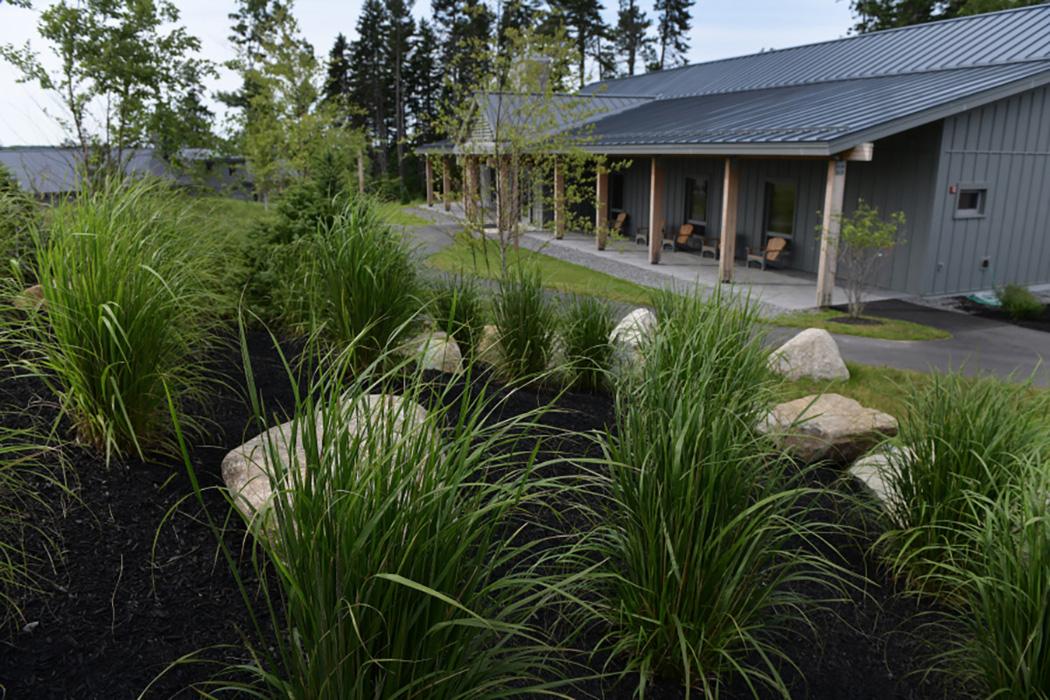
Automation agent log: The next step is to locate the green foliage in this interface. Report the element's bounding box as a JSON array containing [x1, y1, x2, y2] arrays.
[[592, 289, 845, 694], [430, 275, 487, 360], [492, 266, 557, 379], [3, 179, 222, 459], [851, 0, 1044, 32], [280, 196, 421, 371], [186, 339, 580, 698], [878, 373, 1050, 586], [998, 283, 1044, 321], [0, 165, 38, 280], [834, 199, 906, 318], [561, 295, 615, 391], [928, 465, 1050, 698]]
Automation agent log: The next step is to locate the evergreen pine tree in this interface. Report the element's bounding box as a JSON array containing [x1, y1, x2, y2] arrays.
[[406, 18, 442, 142], [616, 0, 653, 76], [348, 0, 394, 174], [387, 0, 416, 197], [550, 0, 610, 88], [322, 33, 351, 107], [651, 0, 693, 71], [220, 0, 285, 113], [850, 0, 1041, 32]]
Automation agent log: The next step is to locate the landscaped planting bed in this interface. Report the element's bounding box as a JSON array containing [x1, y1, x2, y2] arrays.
[[0, 330, 959, 698], [2, 180, 1045, 699]]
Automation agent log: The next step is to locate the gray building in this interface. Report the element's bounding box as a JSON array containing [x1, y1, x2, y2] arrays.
[[423, 5, 1050, 303]]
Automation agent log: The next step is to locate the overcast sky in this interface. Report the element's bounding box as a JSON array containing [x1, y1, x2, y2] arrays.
[[0, 0, 855, 146]]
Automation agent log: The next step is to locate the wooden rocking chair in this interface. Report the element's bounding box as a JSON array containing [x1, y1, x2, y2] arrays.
[[746, 236, 789, 270]]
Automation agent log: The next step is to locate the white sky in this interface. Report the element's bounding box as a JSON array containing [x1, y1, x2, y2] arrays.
[[0, 0, 855, 145]]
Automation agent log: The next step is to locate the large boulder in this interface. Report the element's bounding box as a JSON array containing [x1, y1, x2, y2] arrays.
[[400, 330, 463, 374], [221, 394, 428, 523], [610, 307, 656, 368], [759, 393, 898, 464], [769, 328, 849, 381]]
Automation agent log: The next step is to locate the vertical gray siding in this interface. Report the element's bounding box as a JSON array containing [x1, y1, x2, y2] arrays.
[[925, 84, 1050, 295], [844, 122, 942, 294]]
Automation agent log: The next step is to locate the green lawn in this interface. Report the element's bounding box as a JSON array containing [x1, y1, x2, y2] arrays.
[[426, 238, 656, 306], [776, 362, 930, 416], [770, 308, 950, 341], [375, 200, 430, 226]]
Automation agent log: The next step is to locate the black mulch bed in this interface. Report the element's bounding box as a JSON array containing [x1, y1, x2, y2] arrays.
[[0, 332, 959, 699], [956, 296, 1050, 333]]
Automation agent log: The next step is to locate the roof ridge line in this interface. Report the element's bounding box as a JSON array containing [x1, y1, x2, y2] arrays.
[[582, 4, 1050, 92]]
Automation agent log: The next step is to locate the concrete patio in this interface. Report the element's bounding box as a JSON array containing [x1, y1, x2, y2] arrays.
[[518, 230, 898, 314]]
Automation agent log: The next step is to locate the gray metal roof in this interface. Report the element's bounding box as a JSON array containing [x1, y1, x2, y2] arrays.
[[581, 4, 1050, 99], [582, 60, 1050, 154]]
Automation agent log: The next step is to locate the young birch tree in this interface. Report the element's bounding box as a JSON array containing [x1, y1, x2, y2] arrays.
[[835, 200, 906, 319]]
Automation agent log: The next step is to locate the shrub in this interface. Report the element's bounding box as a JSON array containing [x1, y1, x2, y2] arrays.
[[0, 165, 39, 280], [492, 266, 556, 379], [188, 341, 578, 698], [929, 465, 1050, 698], [430, 274, 487, 360], [833, 200, 906, 319], [592, 289, 844, 694], [998, 283, 1044, 321], [5, 178, 221, 459], [561, 295, 614, 391], [879, 373, 1050, 585], [281, 195, 421, 370]]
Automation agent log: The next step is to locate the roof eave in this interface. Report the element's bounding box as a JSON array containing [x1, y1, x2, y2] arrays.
[[580, 142, 834, 157], [826, 68, 1050, 153]]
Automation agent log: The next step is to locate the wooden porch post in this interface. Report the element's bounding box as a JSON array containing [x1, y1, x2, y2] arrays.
[[554, 159, 566, 239], [357, 151, 366, 194], [648, 157, 665, 265], [719, 157, 740, 283], [425, 156, 434, 206], [595, 168, 609, 250], [442, 156, 452, 212], [463, 156, 479, 224], [816, 159, 848, 307]]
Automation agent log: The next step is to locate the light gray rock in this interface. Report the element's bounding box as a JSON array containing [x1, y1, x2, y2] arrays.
[[759, 393, 898, 464], [401, 330, 463, 373], [849, 445, 913, 512], [769, 328, 849, 381], [477, 324, 502, 367], [610, 307, 656, 370], [221, 394, 428, 524]]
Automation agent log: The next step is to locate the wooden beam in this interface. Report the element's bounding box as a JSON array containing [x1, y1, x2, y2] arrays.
[[719, 157, 739, 283], [425, 157, 434, 206], [648, 157, 665, 265], [463, 156, 479, 224], [840, 143, 874, 162], [595, 168, 609, 250], [553, 159, 566, 240], [816, 159, 848, 307], [442, 157, 452, 212]]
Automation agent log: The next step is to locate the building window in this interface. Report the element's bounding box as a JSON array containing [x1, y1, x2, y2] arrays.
[[610, 172, 625, 211], [764, 180, 797, 239], [955, 187, 987, 218], [684, 177, 708, 226]]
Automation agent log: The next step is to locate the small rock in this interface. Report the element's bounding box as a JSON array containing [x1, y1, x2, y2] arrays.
[[22, 621, 39, 634], [13, 283, 45, 312], [400, 330, 463, 373], [610, 307, 656, 370], [759, 393, 898, 464], [849, 445, 912, 511], [221, 393, 428, 523], [769, 328, 849, 381], [477, 324, 502, 367]]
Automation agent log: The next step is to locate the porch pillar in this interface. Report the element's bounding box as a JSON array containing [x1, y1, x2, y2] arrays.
[[554, 159, 566, 239], [648, 157, 665, 265], [595, 168, 609, 250], [425, 156, 434, 206], [816, 159, 848, 308], [463, 156, 480, 225], [719, 157, 739, 283], [497, 155, 514, 235], [357, 151, 366, 194], [442, 156, 452, 212]]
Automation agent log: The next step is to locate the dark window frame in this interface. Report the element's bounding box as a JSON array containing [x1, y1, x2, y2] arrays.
[[954, 184, 988, 220], [763, 178, 798, 240], [684, 176, 709, 227]]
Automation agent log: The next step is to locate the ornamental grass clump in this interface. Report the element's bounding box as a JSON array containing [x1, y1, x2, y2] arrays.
[[878, 373, 1050, 586], [928, 464, 1050, 699], [185, 340, 581, 698], [430, 274, 487, 360], [998, 283, 1044, 321], [4, 178, 222, 459], [593, 289, 847, 696], [492, 266, 556, 380], [281, 195, 421, 371], [562, 295, 615, 391]]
